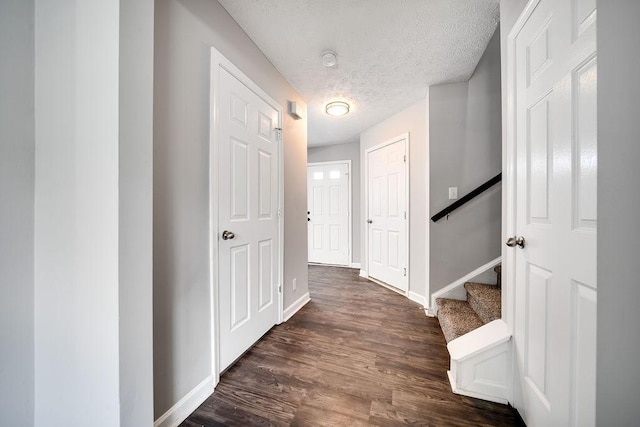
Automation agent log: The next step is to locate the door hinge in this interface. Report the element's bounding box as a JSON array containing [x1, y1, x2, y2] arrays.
[[274, 127, 283, 142], [403, 268, 407, 277], [277, 208, 282, 218], [404, 211, 407, 219], [278, 285, 282, 293], [403, 155, 406, 163]]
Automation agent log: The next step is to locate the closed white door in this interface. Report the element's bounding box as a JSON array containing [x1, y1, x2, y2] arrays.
[[366, 136, 408, 292], [218, 67, 280, 371], [307, 162, 350, 266], [510, 0, 597, 425]]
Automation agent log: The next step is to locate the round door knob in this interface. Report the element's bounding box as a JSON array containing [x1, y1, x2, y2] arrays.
[[506, 236, 525, 248], [222, 230, 235, 240], [367, 219, 373, 224]]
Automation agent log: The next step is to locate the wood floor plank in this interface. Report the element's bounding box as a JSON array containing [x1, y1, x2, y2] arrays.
[[181, 265, 518, 426]]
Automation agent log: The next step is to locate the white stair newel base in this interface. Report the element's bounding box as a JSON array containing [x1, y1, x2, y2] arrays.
[[446, 320, 511, 404]]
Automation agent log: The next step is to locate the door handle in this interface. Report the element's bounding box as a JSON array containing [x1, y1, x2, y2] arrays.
[[506, 236, 525, 248], [367, 219, 373, 224], [307, 218, 311, 222], [222, 230, 235, 240]]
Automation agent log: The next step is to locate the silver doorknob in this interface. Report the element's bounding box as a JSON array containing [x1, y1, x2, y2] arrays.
[[506, 236, 525, 248], [367, 219, 373, 224], [222, 230, 235, 240]]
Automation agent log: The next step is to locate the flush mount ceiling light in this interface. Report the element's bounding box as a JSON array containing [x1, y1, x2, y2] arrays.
[[321, 50, 338, 67], [325, 101, 350, 116]]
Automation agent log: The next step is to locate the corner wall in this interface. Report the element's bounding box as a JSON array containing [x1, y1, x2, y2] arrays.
[[34, 1, 121, 424], [119, 0, 155, 425], [153, 0, 308, 419], [360, 97, 429, 304], [0, 1, 35, 424], [597, 0, 640, 424], [308, 142, 362, 265], [429, 28, 502, 295]]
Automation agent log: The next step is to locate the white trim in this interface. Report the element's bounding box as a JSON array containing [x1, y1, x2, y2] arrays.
[[307, 160, 352, 267], [504, 2, 540, 408], [359, 269, 368, 278], [153, 376, 215, 427], [351, 262, 361, 269], [408, 291, 427, 308], [283, 292, 311, 322], [428, 256, 502, 316], [209, 47, 284, 384], [424, 92, 431, 317], [363, 133, 410, 294]]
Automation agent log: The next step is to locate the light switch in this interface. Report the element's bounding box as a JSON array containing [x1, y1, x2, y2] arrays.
[[448, 187, 458, 200]]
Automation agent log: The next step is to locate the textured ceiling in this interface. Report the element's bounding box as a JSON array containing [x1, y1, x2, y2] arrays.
[[218, 0, 500, 147]]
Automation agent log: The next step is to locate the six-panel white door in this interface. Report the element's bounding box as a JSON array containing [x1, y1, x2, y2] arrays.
[[511, 0, 597, 425], [218, 67, 280, 371], [366, 137, 408, 292], [307, 162, 350, 266]]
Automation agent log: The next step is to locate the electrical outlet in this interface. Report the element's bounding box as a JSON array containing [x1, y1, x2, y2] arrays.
[[448, 187, 458, 200], [293, 278, 297, 291]]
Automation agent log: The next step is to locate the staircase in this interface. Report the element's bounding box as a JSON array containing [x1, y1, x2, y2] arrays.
[[435, 264, 511, 404], [437, 264, 502, 343]]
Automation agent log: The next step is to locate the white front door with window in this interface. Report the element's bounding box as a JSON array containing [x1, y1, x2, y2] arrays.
[[366, 135, 408, 292], [214, 59, 281, 372], [307, 162, 351, 266], [508, 0, 597, 425]]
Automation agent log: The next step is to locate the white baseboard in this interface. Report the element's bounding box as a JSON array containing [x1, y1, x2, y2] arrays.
[[430, 256, 502, 312], [154, 375, 215, 427], [359, 269, 368, 278], [351, 262, 361, 269], [408, 291, 427, 308], [283, 292, 310, 322]]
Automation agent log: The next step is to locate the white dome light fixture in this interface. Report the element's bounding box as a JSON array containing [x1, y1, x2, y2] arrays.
[[325, 101, 350, 116], [321, 50, 338, 67]]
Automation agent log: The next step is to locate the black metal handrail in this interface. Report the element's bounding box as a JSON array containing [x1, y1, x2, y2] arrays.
[[430, 173, 502, 222]]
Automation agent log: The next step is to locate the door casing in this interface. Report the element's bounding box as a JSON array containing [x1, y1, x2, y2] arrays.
[[209, 47, 284, 385]]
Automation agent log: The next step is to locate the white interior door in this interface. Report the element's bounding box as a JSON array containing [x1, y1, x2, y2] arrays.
[[307, 162, 351, 266], [217, 66, 280, 372], [510, 0, 597, 425], [366, 136, 408, 292]]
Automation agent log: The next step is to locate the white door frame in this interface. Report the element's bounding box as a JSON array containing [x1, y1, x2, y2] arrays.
[[209, 47, 284, 385], [363, 133, 410, 295], [307, 160, 353, 267]]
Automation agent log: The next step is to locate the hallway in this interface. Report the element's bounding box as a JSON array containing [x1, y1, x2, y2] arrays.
[[182, 265, 518, 426]]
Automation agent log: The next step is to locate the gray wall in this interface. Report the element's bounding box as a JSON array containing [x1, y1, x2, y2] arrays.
[[597, 1, 640, 424], [429, 28, 502, 294], [360, 98, 429, 302], [119, 0, 155, 425], [0, 0, 35, 424], [34, 1, 121, 424], [154, 0, 308, 419], [308, 142, 361, 264]]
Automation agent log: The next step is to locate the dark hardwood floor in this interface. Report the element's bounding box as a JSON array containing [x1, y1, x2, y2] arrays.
[[182, 265, 519, 426]]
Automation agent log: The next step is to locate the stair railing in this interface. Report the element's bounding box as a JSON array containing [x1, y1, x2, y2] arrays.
[[430, 173, 502, 222]]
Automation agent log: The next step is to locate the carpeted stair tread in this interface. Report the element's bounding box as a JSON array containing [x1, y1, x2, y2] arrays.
[[436, 298, 484, 343], [464, 282, 501, 324]]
